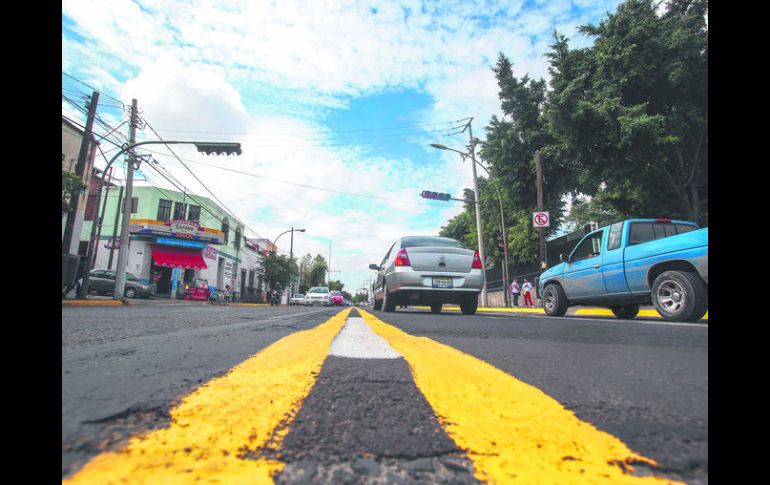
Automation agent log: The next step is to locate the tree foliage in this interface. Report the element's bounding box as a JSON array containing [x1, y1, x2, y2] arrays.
[[546, 0, 708, 224], [329, 280, 344, 291], [62, 154, 86, 214], [438, 0, 708, 269], [257, 251, 297, 289]]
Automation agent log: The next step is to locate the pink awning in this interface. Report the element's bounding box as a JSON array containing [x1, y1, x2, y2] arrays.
[[151, 245, 207, 270]]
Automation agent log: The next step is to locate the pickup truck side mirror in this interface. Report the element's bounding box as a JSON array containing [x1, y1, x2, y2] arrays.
[[559, 253, 570, 263], [368, 264, 380, 270]]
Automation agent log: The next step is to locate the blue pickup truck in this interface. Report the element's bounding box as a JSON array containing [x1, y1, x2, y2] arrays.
[[538, 219, 708, 322]]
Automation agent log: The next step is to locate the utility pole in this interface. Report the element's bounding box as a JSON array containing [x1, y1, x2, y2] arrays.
[[113, 99, 139, 300], [465, 119, 488, 307], [536, 149, 545, 269], [107, 184, 124, 269], [62, 91, 99, 294]]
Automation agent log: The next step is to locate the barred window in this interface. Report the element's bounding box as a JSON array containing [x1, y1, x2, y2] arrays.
[[157, 199, 172, 221], [188, 205, 201, 222]]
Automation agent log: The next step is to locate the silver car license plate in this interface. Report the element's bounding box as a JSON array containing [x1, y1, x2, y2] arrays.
[[432, 277, 453, 288]]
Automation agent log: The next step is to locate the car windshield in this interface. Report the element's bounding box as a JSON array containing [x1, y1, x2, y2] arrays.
[[125, 273, 139, 281], [308, 287, 329, 293], [293, 294, 304, 298], [331, 291, 342, 296], [401, 236, 467, 249]]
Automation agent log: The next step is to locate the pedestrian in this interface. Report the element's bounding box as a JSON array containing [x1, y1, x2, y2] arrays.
[[224, 285, 232, 305], [509, 279, 520, 307], [522, 278, 533, 308]]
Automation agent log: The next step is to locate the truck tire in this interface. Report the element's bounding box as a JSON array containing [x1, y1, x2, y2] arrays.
[[542, 284, 568, 317], [652, 270, 708, 322], [460, 295, 478, 315], [382, 286, 396, 312], [373, 298, 382, 310], [430, 303, 442, 314], [611, 304, 640, 320]]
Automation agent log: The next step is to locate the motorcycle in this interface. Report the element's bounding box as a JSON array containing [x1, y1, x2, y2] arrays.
[[270, 290, 282, 306]]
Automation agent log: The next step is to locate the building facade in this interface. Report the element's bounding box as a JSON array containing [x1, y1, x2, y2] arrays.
[[83, 185, 266, 301]]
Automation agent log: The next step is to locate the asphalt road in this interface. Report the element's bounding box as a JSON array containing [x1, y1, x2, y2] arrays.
[[62, 301, 707, 483]]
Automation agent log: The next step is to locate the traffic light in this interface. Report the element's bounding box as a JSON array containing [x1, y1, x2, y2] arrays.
[[194, 143, 243, 156], [420, 190, 452, 201]]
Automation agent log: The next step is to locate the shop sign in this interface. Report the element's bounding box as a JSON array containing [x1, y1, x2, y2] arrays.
[[170, 220, 200, 235], [205, 246, 218, 260], [129, 219, 224, 244]]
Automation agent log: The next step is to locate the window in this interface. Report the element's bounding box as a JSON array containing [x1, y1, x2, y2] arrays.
[[629, 222, 698, 245], [571, 231, 604, 261], [606, 222, 623, 251], [235, 228, 242, 250], [221, 218, 230, 244], [400, 236, 467, 249], [122, 197, 138, 214], [381, 241, 397, 267], [157, 199, 172, 221], [188, 205, 201, 222], [248, 270, 255, 289], [173, 202, 187, 220]]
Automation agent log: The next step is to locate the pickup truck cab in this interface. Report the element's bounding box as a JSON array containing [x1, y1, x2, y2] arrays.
[[539, 219, 708, 322]]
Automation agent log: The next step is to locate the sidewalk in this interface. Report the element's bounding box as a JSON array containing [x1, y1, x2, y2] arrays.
[[62, 296, 270, 307]]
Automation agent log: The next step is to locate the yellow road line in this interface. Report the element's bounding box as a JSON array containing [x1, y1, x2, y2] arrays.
[[62, 300, 125, 307], [415, 305, 708, 320], [359, 309, 681, 484], [64, 308, 351, 485]]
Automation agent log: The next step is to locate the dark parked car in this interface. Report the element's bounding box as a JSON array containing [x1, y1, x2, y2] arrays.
[[82, 269, 156, 298]]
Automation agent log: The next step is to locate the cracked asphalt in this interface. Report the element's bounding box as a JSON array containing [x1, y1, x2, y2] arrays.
[[62, 301, 707, 483]]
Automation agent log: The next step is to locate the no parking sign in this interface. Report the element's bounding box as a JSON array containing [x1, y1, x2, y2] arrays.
[[533, 211, 550, 228]]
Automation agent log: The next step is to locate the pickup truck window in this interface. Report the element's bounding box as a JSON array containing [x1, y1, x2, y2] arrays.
[[607, 222, 623, 251], [571, 231, 603, 261], [629, 222, 697, 245]]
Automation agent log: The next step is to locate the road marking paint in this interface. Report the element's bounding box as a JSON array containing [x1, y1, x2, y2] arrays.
[[358, 309, 681, 484], [64, 308, 352, 485], [328, 317, 401, 359]]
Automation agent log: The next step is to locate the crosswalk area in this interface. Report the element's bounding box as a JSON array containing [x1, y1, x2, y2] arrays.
[[64, 308, 680, 484]]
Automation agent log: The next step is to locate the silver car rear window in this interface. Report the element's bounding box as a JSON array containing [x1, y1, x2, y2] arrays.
[[401, 237, 466, 249]]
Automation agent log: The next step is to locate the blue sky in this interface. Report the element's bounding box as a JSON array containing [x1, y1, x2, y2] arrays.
[[62, 0, 622, 293]]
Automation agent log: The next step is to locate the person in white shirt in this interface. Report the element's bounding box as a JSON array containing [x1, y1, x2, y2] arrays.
[[509, 279, 520, 307], [521, 279, 533, 307]]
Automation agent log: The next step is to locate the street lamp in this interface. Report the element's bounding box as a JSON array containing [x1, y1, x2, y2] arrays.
[[87, 139, 242, 301], [273, 227, 306, 296], [431, 142, 489, 307]]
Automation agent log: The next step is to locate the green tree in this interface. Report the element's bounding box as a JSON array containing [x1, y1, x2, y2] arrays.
[[329, 280, 344, 291], [257, 251, 297, 289], [546, 0, 708, 224], [309, 254, 328, 286], [62, 154, 86, 214]]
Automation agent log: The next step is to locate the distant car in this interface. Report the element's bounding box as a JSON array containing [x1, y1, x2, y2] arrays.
[[82, 269, 156, 298], [369, 236, 484, 315], [330, 290, 344, 306], [289, 293, 306, 306], [343, 298, 352, 306], [305, 286, 332, 306]]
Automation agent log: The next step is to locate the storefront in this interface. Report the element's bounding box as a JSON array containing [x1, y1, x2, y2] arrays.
[[126, 219, 225, 298]]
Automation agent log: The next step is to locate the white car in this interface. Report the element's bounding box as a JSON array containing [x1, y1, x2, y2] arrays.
[[289, 293, 306, 306], [305, 286, 331, 306]]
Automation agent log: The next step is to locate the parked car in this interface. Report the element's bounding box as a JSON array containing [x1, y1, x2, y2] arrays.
[[539, 219, 708, 322], [305, 286, 332, 306], [82, 269, 156, 298], [369, 236, 484, 315], [289, 293, 306, 306], [330, 290, 345, 306]]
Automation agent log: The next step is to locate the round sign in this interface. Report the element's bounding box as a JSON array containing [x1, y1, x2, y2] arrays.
[[533, 212, 550, 228]]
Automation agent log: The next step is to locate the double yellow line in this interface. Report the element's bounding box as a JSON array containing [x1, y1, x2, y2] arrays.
[[65, 308, 680, 484]]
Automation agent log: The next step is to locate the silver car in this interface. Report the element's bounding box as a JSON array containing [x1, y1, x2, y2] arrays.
[[369, 236, 484, 314]]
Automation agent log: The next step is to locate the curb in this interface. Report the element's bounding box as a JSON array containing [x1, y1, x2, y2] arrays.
[[415, 305, 708, 321], [62, 299, 128, 307]]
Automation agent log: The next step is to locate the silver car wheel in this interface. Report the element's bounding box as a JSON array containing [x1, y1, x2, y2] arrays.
[[656, 279, 686, 315], [542, 287, 557, 313]]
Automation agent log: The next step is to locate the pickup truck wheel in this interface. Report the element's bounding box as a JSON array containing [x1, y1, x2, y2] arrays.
[[652, 271, 708, 322], [542, 284, 568, 317], [611, 304, 640, 319], [459, 295, 478, 315], [430, 303, 442, 314]]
